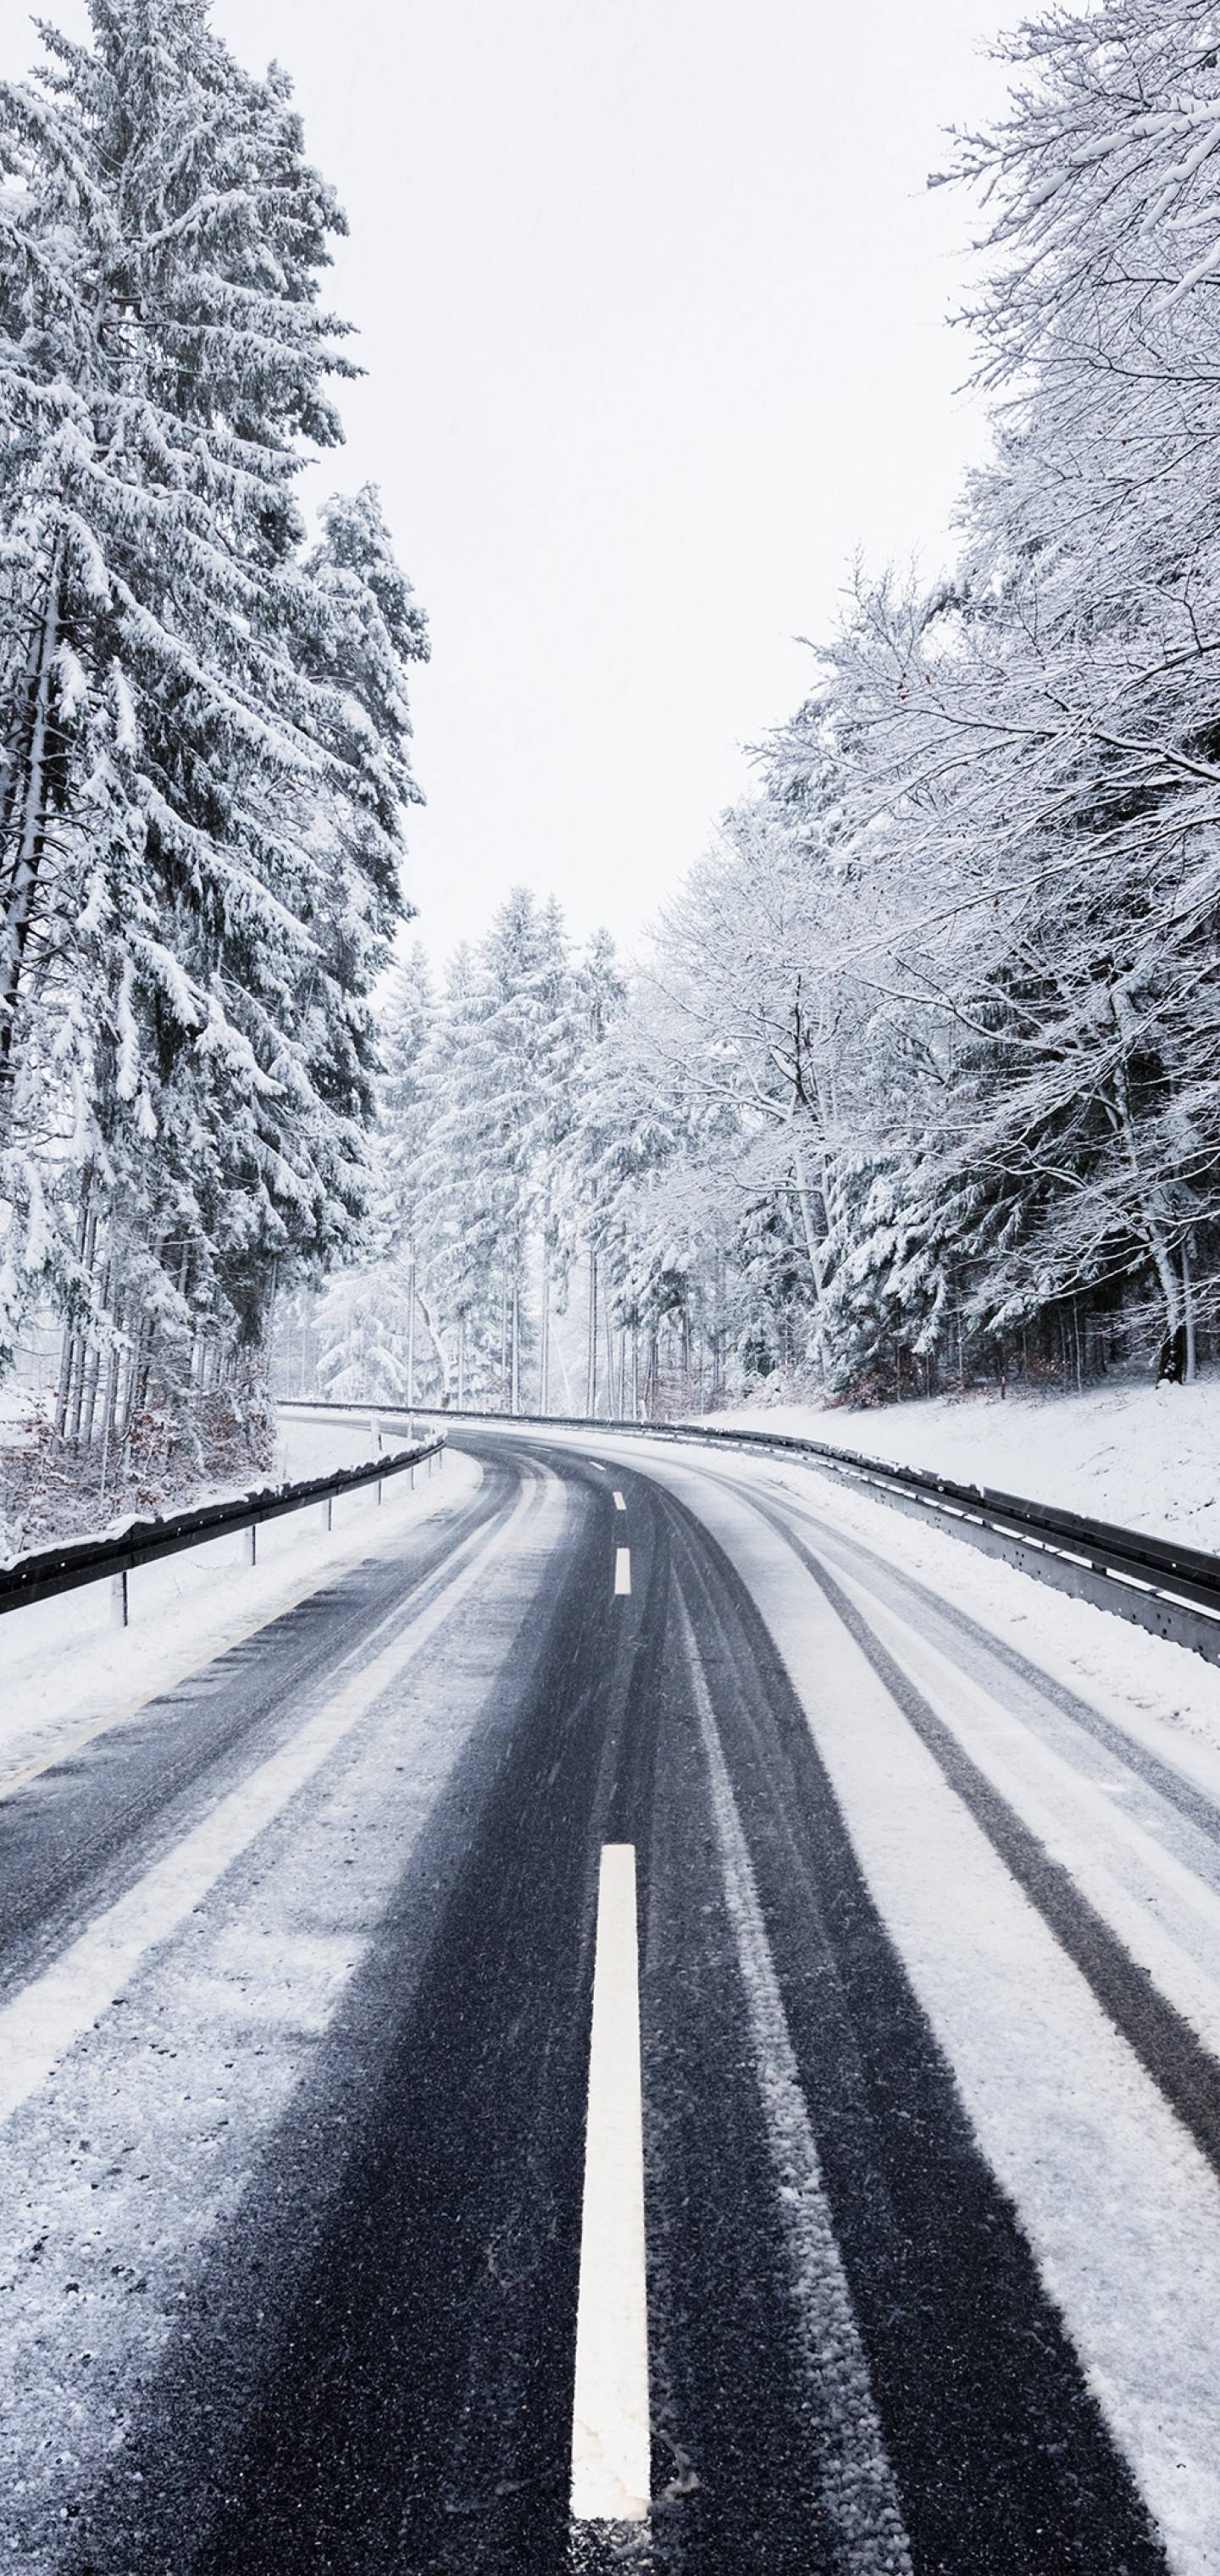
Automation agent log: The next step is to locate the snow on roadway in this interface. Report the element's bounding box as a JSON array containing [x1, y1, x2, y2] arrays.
[[8, 1407, 1220, 2567], [0, 1420, 475, 1798], [679, 1598, 914, 2573], [574, 1428, 1220, 2573], [0, 1462, 569, 2568], [508, 1412, 1220, 1790], [765, 1449, 1220, 1794]]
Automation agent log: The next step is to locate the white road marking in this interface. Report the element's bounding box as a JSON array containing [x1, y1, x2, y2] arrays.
[[0, 1479, 541, 2131], [613, 1493, 627, 1513], [614, 1548, 632, 1595], [679, 1600, 914, 2569], [571, 1844, 651, 2524], [588, 1460, 607, 1472]]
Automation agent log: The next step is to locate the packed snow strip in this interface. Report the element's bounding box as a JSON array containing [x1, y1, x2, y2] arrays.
[[820, 1561, 1220, 2058], [672, 1463, 1220, 2574], [0, 1471, 541, 2129], [0, 1468, 574, 2571], [759, 1455, 1220, 1789], [653, 1428, 1220, 2089], [0, 1442, 480, 1802], [679, 1599, 914, 2576]]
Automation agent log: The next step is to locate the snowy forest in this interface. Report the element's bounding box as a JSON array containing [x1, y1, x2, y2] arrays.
[[4, 0, 1220, 1507], [309, 0, 1220, 1418]]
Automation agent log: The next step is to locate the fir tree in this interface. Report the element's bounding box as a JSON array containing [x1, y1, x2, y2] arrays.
[[0, 1, 424, 1451]]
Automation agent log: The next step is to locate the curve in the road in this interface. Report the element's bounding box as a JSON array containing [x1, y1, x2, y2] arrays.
[[5, 1429, 1219, 2572]]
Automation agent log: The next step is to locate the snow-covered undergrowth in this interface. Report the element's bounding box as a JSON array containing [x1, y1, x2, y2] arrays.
[[0, 1384, 284, 1564], [0, 1422, 471, 1797], [0, 1395, 399, 1570], [700, 1377, 1220, 1552]]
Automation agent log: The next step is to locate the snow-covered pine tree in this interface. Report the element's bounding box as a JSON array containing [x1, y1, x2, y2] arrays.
[[529, 897, 586, 1409], [405, 942, 504, 1403], [310, 939, 439, 1407], [0, 2, 424, 1461], [399, 893, 584, 1409], [470, 888, 586, 1407]]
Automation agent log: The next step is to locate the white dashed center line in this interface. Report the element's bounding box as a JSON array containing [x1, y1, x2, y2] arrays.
[[571, 1844, 651, 2525], [614, 1548, 632, 1596], [613, 1492, 627, 1512]]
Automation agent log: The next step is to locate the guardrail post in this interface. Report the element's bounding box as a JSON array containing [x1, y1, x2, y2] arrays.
[[243, 1525, 257, 1568], [320, 1496, 333, 1534], [376, 1476, 383, 1507], [110, 1569, 129, 1628]]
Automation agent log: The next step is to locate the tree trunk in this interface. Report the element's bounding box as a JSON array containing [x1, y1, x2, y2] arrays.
[[555, 1313, 574, 1411], [540, 1256, 550, 1414], [0, 558, 62, 1122], [586, 1250, 598, 1417], [1108, 1072, 1184, 1367], [68, 1208, 100, 1444], [1183, 1238, 1198, 1385], [603, 1294, 616, 1421], [790, 1130, 829, 1384], [416, 1280, 452, 1402], [407, 1247, 417, 1407]]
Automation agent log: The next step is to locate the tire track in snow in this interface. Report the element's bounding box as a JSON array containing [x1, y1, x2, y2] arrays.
[[675, 1592, 912, 2576], [775, 1512, 1220, 2183], [751, 1470, 1220, 1853]]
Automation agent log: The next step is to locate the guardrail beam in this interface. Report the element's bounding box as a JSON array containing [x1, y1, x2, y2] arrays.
[[0, 1433, 446, 1621]]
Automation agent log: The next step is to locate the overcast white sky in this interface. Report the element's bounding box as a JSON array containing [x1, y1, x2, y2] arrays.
[[4, 0, 1022, 964]]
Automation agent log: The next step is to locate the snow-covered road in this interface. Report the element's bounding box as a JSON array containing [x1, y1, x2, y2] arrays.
[[2, 1424, 1219, 2572]]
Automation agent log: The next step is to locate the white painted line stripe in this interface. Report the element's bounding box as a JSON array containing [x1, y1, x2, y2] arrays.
[[588, 1460, 607, 1472], [571, 1845, 651, 2523], [614, 1548, 631, 1595], [0, 1480, 541, 2131], [613, 1492, 627, 1512]]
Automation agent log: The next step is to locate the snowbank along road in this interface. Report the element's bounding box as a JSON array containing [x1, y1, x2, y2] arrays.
[[3, 1424, 1220, 2573]]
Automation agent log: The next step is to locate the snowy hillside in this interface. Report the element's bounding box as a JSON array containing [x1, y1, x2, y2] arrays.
[[705, 1380, 1220, 1552]]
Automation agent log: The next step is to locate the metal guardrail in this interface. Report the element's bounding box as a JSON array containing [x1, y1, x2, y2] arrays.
[[278, 1398, 1220, 1668], [0, 1432, 446, 1624]]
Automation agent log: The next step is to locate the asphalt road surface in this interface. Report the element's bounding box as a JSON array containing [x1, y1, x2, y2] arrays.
[[3, 1426, 1220, 2573]]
